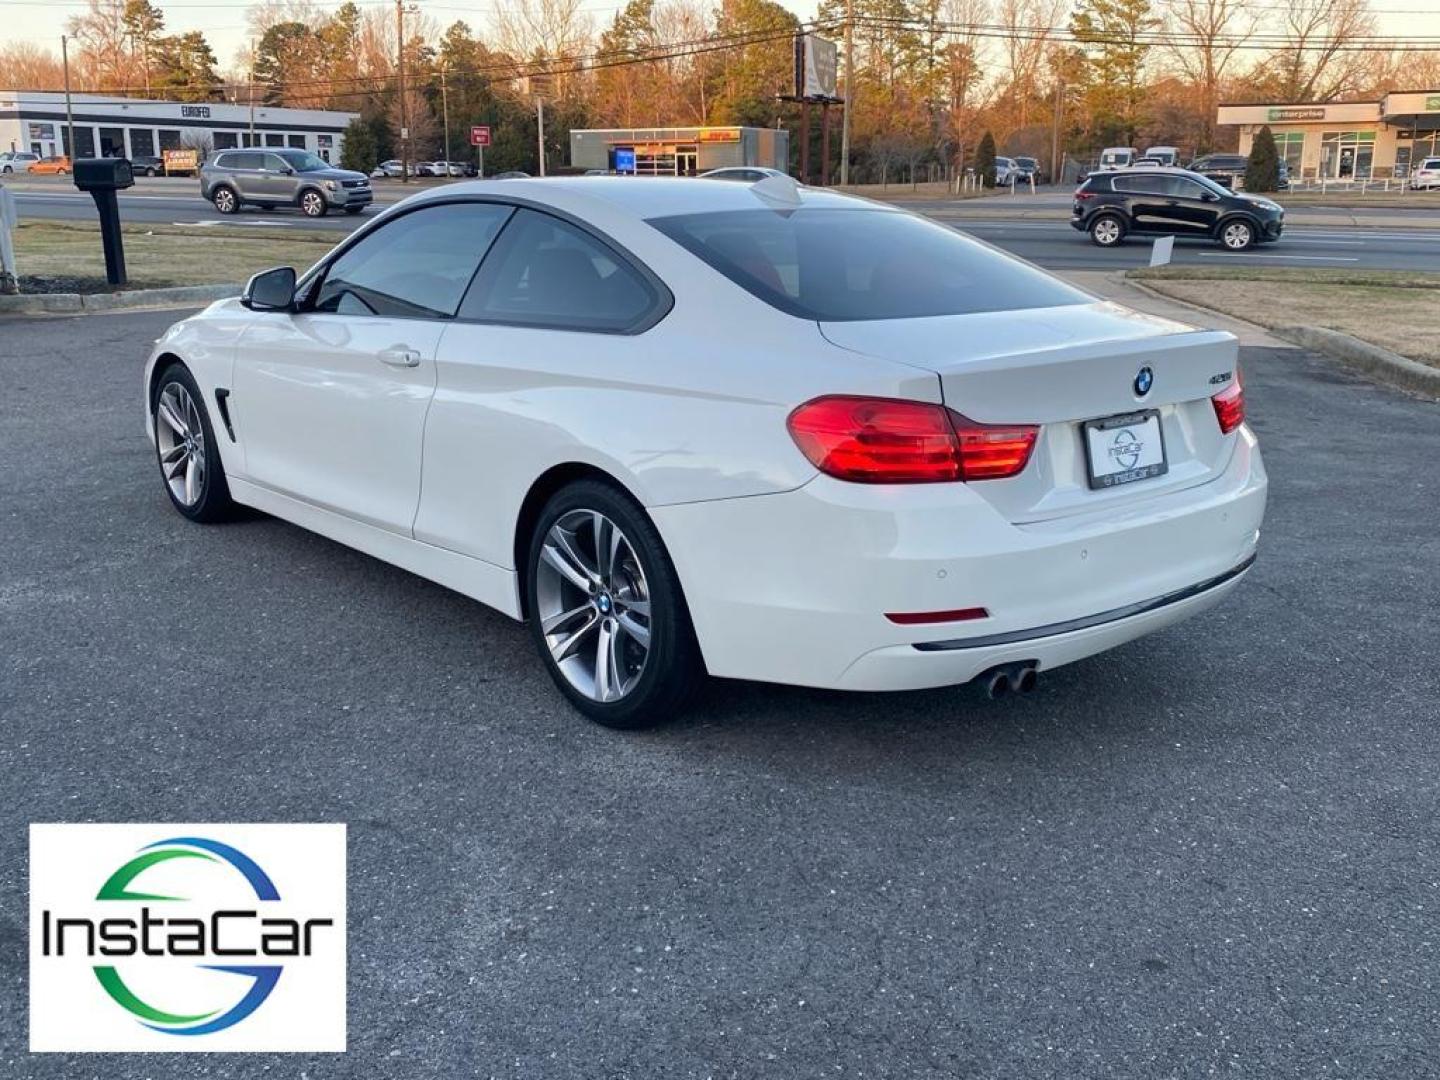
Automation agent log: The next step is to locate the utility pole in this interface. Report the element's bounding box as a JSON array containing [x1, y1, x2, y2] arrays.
[[248, 40, 256, 147], [839, 0, 853, 186], [61, 35, 76, 160], [536, 96, 545, 176], [1050, 76, 1063, 187], [440, 62, 451, 172], [397, 0, 409, 182]]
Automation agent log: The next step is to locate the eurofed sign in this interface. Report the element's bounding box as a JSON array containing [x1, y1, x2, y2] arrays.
[[29, 823, 346, 1052]]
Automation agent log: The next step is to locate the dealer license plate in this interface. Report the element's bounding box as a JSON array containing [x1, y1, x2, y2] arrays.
[[1083, 410, 1168, 489]]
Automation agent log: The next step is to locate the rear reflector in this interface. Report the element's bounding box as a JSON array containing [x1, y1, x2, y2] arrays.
[[1211, 364, 1245, 434], [885, 607, 989, 625], [787, 396, 1038, 483]]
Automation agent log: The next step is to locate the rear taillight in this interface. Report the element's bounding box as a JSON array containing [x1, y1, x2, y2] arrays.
[[1074, 190, 1095, 200], [786, 396, 1037, 483], [1211, 364, 1245, 434]]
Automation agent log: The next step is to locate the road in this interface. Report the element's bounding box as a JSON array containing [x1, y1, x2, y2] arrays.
[[2, 309, 1439, 1078], [11, 182, 1440, 271]]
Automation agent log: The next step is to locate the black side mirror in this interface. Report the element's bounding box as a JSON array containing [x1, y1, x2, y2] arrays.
[[242, 266, 297, 311]]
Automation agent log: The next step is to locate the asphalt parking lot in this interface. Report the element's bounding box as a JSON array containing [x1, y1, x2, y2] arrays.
[[2, 309, 1438, 1078]]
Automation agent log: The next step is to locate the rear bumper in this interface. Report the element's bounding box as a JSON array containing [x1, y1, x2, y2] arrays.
[[652, 426, 1266, 692]]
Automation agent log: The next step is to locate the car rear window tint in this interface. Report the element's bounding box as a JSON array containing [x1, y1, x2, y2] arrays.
[[649, 208, 1088, 322]]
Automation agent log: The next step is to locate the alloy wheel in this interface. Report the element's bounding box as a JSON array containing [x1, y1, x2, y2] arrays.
[[1222, 222, 1252, 249], [154, 382, 207, 507], [302, 192, 325, 216], [1093, 218, 1121, 245], [535, 509, 652, 703], [213, 188, 236, 213]]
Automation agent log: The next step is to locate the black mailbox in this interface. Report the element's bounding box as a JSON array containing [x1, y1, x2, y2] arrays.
[[72, 158, 134, 286], [73, 157, 135, 191]]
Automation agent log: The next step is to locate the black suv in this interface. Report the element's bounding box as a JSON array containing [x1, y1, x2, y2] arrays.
[[1071, 168, 1284, 250]]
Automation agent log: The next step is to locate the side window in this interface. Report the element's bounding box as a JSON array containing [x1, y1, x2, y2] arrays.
[[1113, 176, 1165, 195], [263, 154, 288, 172], [1168, 177, 1209, 199], [312, 202, 513, 319], [227, 152, 262, 170], [459, 208, 661, 333]]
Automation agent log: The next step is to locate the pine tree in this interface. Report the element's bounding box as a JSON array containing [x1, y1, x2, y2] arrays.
[[1245, 126, 1281, 193], [975, 130, 997, 188], [340, 119, 378, 174]]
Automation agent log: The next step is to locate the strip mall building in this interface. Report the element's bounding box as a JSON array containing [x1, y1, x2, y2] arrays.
[[1217, 91, 1440, 180], [0, 91, 357, 163]]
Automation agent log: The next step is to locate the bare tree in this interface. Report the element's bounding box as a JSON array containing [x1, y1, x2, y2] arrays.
[[1269, 0, 1376, 103], [1163, 0, 1253, 152], [492, 0, 594, 100]]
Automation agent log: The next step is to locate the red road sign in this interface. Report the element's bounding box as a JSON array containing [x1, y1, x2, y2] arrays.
[[470, 126, 492, 147]]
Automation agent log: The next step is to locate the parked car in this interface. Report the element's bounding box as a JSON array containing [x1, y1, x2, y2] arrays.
[[440, 161, 468, 177], [1072, 167, 1284, 250], [1143, 146, 1181, 167], [372, 159, 407, 178], [698, 166, 790, 182], [143, 176, 1265, 727], [1409, 157, 1440, 191], [1099, 146, 1138, 170], [130, 155, 166, 176], [28, 155, 72, 175], [1188, 153, 1248, 189], [201, 148, 373, 217], [493, 170, 531, 179], [0, 151, 39, 173], [1013, 156, 1045, 184]]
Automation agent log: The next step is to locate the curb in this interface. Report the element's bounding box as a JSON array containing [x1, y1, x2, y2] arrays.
[[1122, 275, 1440, 400], [0, 283, 239, 316], [1272, 325, 1440, 400]]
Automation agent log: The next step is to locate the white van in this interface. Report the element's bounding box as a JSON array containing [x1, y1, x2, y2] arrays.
[[1099, 146, 1138, 170], [1144, 146, 1181, 167]]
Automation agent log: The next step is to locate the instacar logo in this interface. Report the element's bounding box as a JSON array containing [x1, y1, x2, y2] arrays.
[[30, 824, 346, 1053]]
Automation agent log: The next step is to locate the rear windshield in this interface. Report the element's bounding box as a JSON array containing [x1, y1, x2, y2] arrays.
[[648, 208, 1087, 321]]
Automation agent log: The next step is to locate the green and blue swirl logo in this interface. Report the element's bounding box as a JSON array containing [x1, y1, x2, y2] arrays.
[[40, 835, 334, 1037]]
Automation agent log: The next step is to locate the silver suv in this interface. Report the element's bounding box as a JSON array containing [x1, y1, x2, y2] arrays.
[[200, 149, 372, 217]]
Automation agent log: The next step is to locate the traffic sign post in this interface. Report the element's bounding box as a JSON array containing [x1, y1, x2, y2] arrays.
[[470, 126, 491, 178]]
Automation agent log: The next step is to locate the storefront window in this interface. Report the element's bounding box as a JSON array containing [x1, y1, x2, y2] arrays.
[[130, 129, 155, 158], [213, 132, 238, 150], [1320, 130, 1375, 178], [158, 129, 181, 151], [1274, 132, 1304, 172]]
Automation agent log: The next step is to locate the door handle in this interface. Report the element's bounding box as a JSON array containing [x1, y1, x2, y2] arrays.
[[379, 346, 422, 368]]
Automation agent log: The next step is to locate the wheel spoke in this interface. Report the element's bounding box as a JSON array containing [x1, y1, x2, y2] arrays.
[[184, 456, 198, 504], [623, 598, 651, 618], [542, 602, 592, 635], [593, 512, 621, 580], [550, 612, 598, 663], [157, 398, 187, 438], [594, 620, 618, 701], [166, 453, 188, 481], [616, 611, 650, 648], [160, 443, 187, 465], [541, 534, 597, 592]]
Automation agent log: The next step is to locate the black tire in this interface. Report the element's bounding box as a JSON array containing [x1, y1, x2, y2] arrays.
[[1088, 213, 1126, 247], [525, 479, 702, 729], [211, 185, 240, 214], [344, 206, 365, 215], [151, 363, 236, 524]]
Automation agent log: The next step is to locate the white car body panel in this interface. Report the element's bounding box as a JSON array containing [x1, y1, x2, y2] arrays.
[[145, 176, 1267, 693]]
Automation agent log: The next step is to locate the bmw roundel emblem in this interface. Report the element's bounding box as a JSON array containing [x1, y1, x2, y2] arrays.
[[1134, 366, 1154, 396]]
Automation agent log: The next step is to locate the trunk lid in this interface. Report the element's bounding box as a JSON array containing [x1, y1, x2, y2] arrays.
[[819, 301, 1240, 523]]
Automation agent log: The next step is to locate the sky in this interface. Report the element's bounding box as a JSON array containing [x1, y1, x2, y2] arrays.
[[3, 0, 1439, 77]]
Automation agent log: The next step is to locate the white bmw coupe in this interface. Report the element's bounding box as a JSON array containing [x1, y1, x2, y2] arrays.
[[144, 176, 1267, 728]]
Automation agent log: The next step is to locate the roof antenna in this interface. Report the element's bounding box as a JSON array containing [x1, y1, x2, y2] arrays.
[[751, 173, 803, 207]]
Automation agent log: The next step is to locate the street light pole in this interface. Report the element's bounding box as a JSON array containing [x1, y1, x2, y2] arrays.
[[440, 62, 450, 173], [397, 0, 409, 182], [61, 35, 76, 160], [536, 96, 545, 177]]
